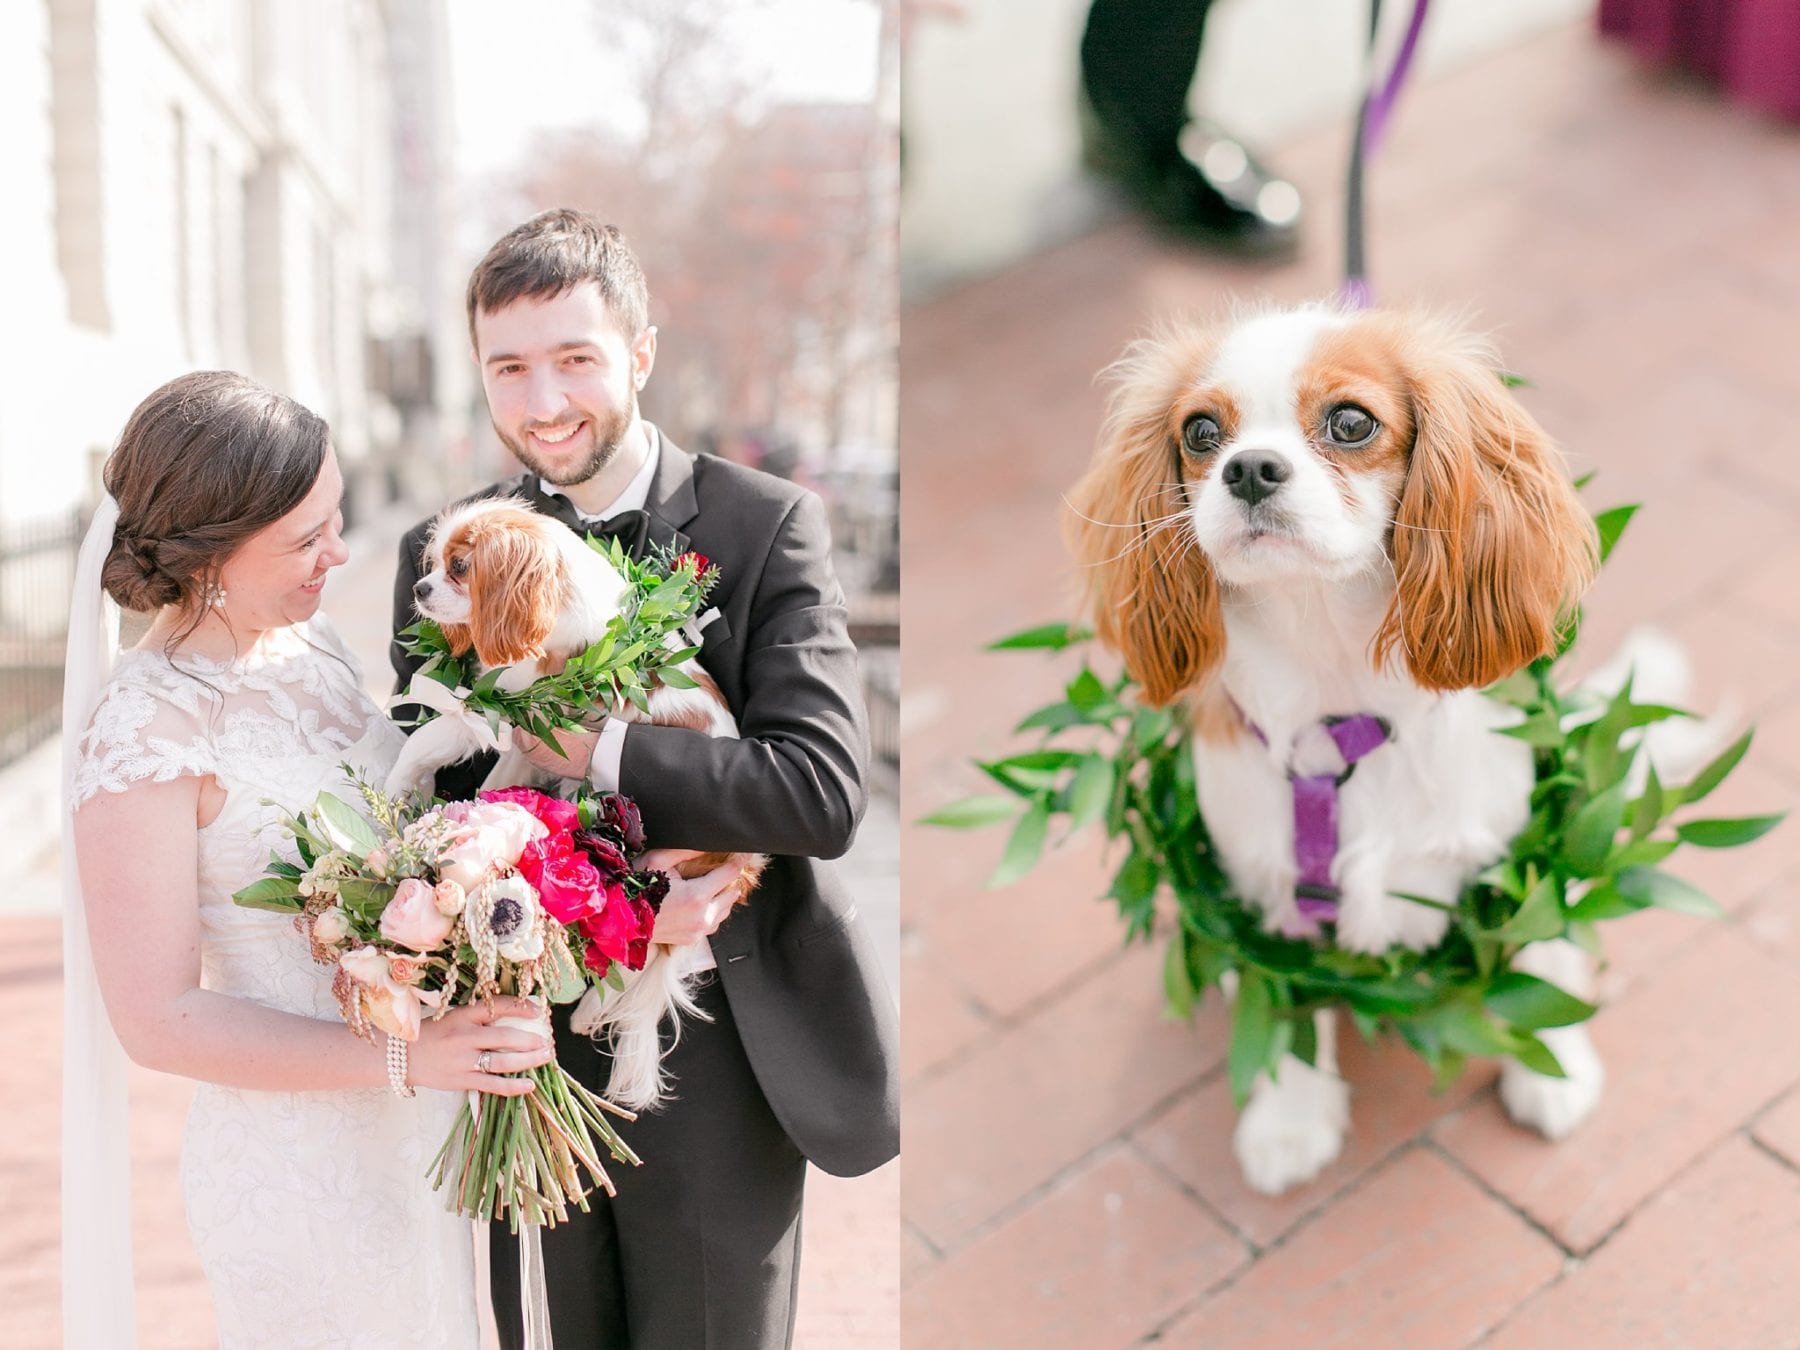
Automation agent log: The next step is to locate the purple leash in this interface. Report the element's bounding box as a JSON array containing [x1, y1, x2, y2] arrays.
[[1341, 0, 1433, 309], [1236, 706, 1395, 928]]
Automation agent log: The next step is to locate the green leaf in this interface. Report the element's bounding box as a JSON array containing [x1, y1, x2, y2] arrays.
[[1674, 813, 1785, 849], [1629, 760, 1665, 842], [1614, 865, 1725, 918], [1566, 879, 1641, 923], [1483, 971, 1596, 1030], [659, 666, 699, 690], [1013, 702, 1086, 735], [1497, 873, 1566, 942], [1682, 728, 1752, 806], [338, 878, 398, 919], [1228, 970, 1276, 1106], [919, 795, 1023, 829], [1497, 710, 1565, 748], [988, 795, 1051, 888], [1067, 668, 1107, 712], [1610, 837, 1678, 869], [313, 792, 379, 855], [1562, 782, 1629, 877], [1426, 1000, 1516, 1057], [231, 877, 306, 912], [1509, 1033, 1567, 1079], [1107, 852, 1159, 908], [987, 622, 1091, 652], [1593, 503, 1639, 563], [1064, 756, 1115, 834]]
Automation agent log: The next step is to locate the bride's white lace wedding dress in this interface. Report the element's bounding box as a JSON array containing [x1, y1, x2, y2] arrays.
[[70, 614, 478, 1348]]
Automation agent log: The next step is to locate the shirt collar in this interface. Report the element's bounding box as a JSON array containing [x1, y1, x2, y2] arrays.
[[541, 424, 661, 525]]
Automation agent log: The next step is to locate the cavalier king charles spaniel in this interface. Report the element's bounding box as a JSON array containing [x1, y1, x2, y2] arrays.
[[1067, 305, 1621, 1195], [396, 497, 762, 1109]]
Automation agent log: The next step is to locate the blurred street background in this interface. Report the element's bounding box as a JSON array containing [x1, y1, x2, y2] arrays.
[[901, 0, 1800, 1346], [0, 1, 897, 1345]]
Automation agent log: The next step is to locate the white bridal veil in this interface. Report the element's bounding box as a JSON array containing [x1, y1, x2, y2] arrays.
[[60, 493, 136, 1346]]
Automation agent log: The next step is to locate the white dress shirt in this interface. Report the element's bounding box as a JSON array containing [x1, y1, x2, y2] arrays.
[[542, 433, 661, 795]]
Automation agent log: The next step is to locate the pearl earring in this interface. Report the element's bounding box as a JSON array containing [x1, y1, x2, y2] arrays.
[[204, 583, 227, 609]]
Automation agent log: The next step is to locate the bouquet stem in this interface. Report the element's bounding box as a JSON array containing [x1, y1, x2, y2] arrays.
[[430, 1063, 640, 1230]]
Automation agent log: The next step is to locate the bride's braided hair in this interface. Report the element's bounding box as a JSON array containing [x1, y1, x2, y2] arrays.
[[100, 372, 330, 620]]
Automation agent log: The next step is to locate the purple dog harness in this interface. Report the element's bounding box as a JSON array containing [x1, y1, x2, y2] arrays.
[[1234, 706, 1394, 926]]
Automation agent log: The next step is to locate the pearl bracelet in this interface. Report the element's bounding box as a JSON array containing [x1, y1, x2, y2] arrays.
[[385, 1034, 416, 1098]]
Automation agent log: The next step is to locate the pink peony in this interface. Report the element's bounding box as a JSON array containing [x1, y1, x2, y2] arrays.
[[480, 787, 580, 836], [437, 803, 545, 890], [379, 877, 455, 953]]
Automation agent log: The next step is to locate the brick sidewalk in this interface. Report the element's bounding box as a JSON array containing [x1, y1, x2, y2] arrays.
[[900, 20, 1800, 1349]]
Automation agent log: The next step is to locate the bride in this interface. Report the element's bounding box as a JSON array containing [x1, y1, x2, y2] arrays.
[[63, 371, 548, 1347]]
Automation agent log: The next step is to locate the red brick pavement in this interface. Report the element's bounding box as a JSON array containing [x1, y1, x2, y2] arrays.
[[901, 19, 1800, 1348]]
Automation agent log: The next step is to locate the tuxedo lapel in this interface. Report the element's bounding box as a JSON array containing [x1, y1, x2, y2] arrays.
[[645, 429, 700, 550]]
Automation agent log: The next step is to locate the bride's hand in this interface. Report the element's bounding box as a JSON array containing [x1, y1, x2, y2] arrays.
[[407, 996, 553, 1096]]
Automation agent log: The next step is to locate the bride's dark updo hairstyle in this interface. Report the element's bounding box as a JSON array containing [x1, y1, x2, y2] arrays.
[[100, 371, 330, 618]]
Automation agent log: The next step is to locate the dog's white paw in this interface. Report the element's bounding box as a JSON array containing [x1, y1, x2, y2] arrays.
[[1233, 1055, 1351, 1196], [1500, 1028, 1604, 1140]]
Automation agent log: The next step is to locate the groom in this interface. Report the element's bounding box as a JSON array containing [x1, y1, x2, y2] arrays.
[[389, 209, 900, 1348]]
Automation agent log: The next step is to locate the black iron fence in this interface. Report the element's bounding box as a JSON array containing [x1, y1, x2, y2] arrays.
[[0, 508, 82, 769]]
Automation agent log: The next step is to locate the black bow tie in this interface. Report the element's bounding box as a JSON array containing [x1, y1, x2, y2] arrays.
[[588, 508, 652, 560]]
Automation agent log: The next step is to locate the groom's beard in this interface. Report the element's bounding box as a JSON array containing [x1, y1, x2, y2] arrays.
[[496, 387, 637, 488]]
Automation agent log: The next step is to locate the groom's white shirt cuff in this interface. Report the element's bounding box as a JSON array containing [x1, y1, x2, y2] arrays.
[[587, 717, 628, 791]]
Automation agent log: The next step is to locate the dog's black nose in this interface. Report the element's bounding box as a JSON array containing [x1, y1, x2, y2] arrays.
[[413, 578, 432, 602], [1223, 451, 1292, 506]]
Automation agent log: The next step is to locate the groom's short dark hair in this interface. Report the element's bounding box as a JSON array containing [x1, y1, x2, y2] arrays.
[[466, 208, 650, 346]]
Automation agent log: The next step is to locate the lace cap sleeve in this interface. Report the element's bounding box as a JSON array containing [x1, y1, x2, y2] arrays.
[[69, 666, 218, 810]]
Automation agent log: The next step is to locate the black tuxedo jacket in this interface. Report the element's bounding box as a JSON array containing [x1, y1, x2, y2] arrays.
[[390, 434, 900, 1177]]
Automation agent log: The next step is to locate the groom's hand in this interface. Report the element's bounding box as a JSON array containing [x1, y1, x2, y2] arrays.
[[513, 727, 600, 781], [642, 849, 749, 944]]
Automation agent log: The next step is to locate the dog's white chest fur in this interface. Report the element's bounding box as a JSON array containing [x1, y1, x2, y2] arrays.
[[1194, 587, 1533, 954]]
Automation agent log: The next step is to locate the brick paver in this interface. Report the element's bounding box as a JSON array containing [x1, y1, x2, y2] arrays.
[[901, 16, 1800, 1346], [1487, 1136, 1800, 1348], [1163, 1148, 1563, 1348], [903, 1146, 1247, 1350]]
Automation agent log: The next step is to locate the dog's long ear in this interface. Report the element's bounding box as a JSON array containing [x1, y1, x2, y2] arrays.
[[466, 513, 565, 667], [1065, 330, 1224, 707], [1376, 318, 1597, 691]]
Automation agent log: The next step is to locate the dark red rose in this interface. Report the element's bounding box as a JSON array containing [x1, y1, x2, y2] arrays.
[[630, 868, 670, 914], [573, 830, 629, 881], [579, 883, 640, 964], [480, 787, 581, 836], [594, 793, 646, 854], [675, 551, 712, 576], [582, 941, 612, 980], [624, 893, 658, 970]]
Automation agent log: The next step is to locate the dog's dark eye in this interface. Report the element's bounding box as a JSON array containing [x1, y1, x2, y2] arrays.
[[449, 556, 469, 580], [1323, 404, 1379, 448], [1181, 414, 1222, 456]]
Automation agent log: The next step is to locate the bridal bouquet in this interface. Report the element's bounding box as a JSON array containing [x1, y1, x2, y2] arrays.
[[233, 778, 665, 1229]]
